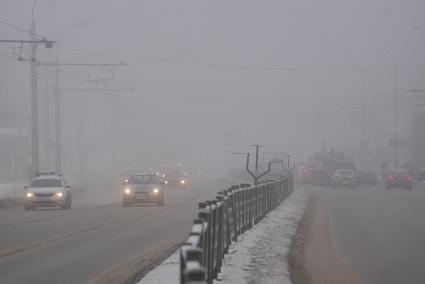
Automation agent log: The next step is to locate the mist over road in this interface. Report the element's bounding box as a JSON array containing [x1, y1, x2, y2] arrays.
[[0, 178, 228, 284], [302, 182, 425, 284]]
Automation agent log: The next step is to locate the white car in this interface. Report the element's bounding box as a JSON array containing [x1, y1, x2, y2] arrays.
[[330, 169, 358, 188], [24, 173, 72, 210]]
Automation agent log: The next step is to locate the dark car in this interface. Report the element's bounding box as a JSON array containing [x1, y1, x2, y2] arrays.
[[385, 170, 413, 191], [122, 173, 165, 206], [330, 169, 357, 188], [161, 170, 188, 188], [357, 169, 378, 185]]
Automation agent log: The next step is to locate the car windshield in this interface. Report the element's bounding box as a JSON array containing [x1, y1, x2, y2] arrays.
[[127, 175, 158, 185], [30, 178, 63, 188]]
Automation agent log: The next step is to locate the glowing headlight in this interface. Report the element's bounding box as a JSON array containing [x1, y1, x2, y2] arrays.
[[26, 192, 34, 198], [181, 180, 186, 184], [55, 192, 64, 197], [153, 188, 159, 194], [124, 188, 131, 194], [162, 174, 166, 178], [164, 180, 168, 184]]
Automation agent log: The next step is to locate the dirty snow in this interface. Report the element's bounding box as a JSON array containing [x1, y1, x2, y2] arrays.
[[136, 249, 180, 284], [137, 189, 307, 284], [218, 190, 308, 283]]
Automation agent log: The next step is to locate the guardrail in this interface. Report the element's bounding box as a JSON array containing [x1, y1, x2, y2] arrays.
[[180, 175, 294, 283]]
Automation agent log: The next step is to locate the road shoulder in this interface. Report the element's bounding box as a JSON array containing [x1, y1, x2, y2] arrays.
[[292, 191, 358, 284]]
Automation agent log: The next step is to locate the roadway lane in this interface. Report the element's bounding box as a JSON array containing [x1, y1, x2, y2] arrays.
[[0, 177, 232, 284], [304, 182, 425, 284]]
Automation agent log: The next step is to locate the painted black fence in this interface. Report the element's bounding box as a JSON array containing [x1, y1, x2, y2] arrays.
[[180, 175, 294, 284]]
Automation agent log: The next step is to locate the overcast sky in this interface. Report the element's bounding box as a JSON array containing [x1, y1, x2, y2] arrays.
[[1, 0, 425, 176]]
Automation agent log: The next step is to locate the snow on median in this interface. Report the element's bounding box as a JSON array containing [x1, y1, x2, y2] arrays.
[[137, 189, 308, 284]]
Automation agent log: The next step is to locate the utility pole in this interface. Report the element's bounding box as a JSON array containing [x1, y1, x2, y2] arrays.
[[233, 146, 287, 184], [43, 64, 51, 169], [54, 58, 61, 173], [250, 144, 263, 177], [58, 88, 133, 182], [48, 61, 127, 173], [30, 0, 39, 176], [379, 46, 400, 168], [360, 70, 369, 169], [0, 41, 55, 177]]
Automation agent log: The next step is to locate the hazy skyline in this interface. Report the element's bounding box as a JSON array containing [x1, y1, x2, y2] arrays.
[[1, 0, 425, 179]]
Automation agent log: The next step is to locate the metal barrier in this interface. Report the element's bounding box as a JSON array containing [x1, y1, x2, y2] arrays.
[[180, 175, 294, 284]]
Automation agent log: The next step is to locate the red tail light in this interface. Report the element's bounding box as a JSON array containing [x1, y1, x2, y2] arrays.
[[388, 176, 395, 181], [406, 176, 413, 181]]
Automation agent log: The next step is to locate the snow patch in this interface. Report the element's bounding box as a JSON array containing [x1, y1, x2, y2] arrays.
[[137, 190, 308, 284], [218, 190, 308, 284], [136, 250, 180, 284]]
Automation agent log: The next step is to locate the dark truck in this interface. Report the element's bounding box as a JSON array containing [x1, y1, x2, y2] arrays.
[[308, 151, 356, 186]]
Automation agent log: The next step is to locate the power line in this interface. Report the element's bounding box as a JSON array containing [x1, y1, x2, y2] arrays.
[[57, 43, 125, 64], [0, 19, 44, 40], [134, 56, 425, 73]]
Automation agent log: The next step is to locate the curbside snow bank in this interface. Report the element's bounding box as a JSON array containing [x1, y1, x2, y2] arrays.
[[136, 189, 308, 284]]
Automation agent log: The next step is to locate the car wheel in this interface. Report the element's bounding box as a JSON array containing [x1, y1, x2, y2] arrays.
[[123, 201, 130, 207], [406, 186, 413, 191], [24, 205, 34, 211], [67, 197, 72, 209], [61, 196, 68, 210]]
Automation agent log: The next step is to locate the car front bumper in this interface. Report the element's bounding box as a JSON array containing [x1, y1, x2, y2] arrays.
[[25, 197, 66, 207], [123, 192, 162, 203]]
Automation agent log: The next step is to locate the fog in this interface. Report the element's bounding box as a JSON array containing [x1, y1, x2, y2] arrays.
[[1, 0, 425, 184]]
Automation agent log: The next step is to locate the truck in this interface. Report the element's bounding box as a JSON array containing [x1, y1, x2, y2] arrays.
[[307, 149, 355, 186]]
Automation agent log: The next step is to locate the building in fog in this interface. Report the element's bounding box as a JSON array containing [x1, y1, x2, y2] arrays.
[[0, 128, 29, 182]]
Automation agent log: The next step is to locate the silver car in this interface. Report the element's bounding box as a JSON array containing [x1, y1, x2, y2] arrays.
[[122, 174, 165, 206], [330, 169, 358, 188], [24, 173, 72, 210]]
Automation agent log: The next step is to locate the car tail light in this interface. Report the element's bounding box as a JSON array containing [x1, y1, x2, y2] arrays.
[[406, 176, 413, 181], [388, 176, 395, 181]]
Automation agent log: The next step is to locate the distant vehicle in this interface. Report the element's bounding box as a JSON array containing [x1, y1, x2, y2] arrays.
[[298, 164, 311, 183], [307, 150, 356, 186], [330, 169, 357, 188], [122, 173, 164, 206], [357, 169, 378, 186], [161, 170, 188, 188], [24, 172, 72, 210], [385, 170, 413, 191], [412, 167, 425, 182]]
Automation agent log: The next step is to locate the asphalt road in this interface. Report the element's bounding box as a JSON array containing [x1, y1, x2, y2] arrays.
[[0, 178, 230, 284], [305, 181, 425, 284]]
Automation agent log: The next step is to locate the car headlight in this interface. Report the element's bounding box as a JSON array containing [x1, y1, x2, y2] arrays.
[[153, 188, 159, 194], [55, 192, 64, 197], [124, 188, 131, 194], [181, 180, 186, 184], [162, 174, 166, 178], [164, 180, 168, 184], [26, 192, 34, 198]]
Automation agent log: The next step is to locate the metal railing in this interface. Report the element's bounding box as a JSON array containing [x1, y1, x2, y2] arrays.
[[180, 175, 294, 283]]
